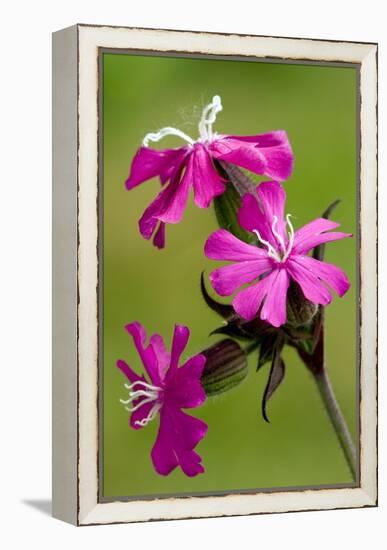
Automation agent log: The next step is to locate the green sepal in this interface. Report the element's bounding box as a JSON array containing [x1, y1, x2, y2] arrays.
[[257, 333, 278, 370], [213, 179, 256, 244], [200, 272, 234, 320], [214, 162, 257, 244], [261, 334, 286, 423], [201, 339, 248, 397], [286, 281, 318, 328]]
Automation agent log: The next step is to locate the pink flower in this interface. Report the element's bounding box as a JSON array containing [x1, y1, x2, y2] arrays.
[[126, 96, 293, 248], [205, 181, 352, 328], [117, 322, 208, 477]]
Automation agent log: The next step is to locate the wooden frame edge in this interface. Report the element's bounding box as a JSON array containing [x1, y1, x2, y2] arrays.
[[52, 24, 79, 526]]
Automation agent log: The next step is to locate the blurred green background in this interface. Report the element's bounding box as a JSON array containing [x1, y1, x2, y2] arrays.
[[102, 53, 358, 498]]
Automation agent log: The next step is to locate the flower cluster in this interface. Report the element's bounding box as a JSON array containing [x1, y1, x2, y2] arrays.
[[118, 95, 352, 478]]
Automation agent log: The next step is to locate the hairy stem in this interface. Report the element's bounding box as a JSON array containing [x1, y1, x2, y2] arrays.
[[313, 368, 357, 479], [296, 313, 356, 479]]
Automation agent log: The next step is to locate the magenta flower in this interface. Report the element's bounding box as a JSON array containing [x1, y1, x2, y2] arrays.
[[117, 322, 208, 477], [205, 181, 352, 328], [125, 95, 293, 248]]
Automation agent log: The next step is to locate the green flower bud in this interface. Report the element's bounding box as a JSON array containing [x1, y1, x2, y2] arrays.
[[286, 281, 318, 327], [201, 339, 248, 397]]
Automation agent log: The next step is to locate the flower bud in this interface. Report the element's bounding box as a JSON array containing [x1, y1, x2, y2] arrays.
[[286, 281, 318, 327], [201, 339, 248, 397]]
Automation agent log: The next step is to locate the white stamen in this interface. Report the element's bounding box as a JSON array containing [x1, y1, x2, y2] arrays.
[[120, 389, 157, 403], [271, 215, 286, 253], [142, 95, 223, 148], [253, 229, 282, 263], [143, 126, 194, 147], [198, 95, 223, 141], [124, 396, 158, 413], [120, 379, 162, 423], [134, 402, 162, 427], [253, 213, 296, 263], [282, 214, 295, 262], [124, 380, 161, 392]]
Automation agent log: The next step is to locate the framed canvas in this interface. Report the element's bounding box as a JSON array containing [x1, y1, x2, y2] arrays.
[[52, 24, 378, 526]]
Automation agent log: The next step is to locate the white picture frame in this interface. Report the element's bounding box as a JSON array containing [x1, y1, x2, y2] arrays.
[[52, 24, 378, 526]]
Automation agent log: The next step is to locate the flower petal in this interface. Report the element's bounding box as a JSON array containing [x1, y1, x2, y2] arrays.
[[177, 449, 206, 477], [152, 222, 166, 249], [191, 144, 225, 208], [256, 181, 287, 245], [290, 255, 350, 297], [157, 154, 193, 224], [209, 137, 266, 174], [138, 167, 184, 240], [129, 401, 155, 431], [287, 257, 333, 306], [238, 191, 264, 233], [149, 333, 171, 379], [116, 359, 156, 431], [138, 192, 168, 241], [166, 354, 207, 409], [170, 407, 208, 451], [205, 228, 268, 261], [238, 182, 288, 249], [125, 322, 162, 385], [252, 130, 294, 181], [151, 407, 179, 476], [159, 151, 186, 185], [209, 130, 293, 181], [209, 258, 272, 296], [116, 359, 142, 384], [151, 405, 207, 477], [138, 158, 192, 247], [260, 268, 290, 327], [170, 324, 190, 372], [292, 218, 352, 255], [232, 270, 275, 321], [125, 146, 186, 189]]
